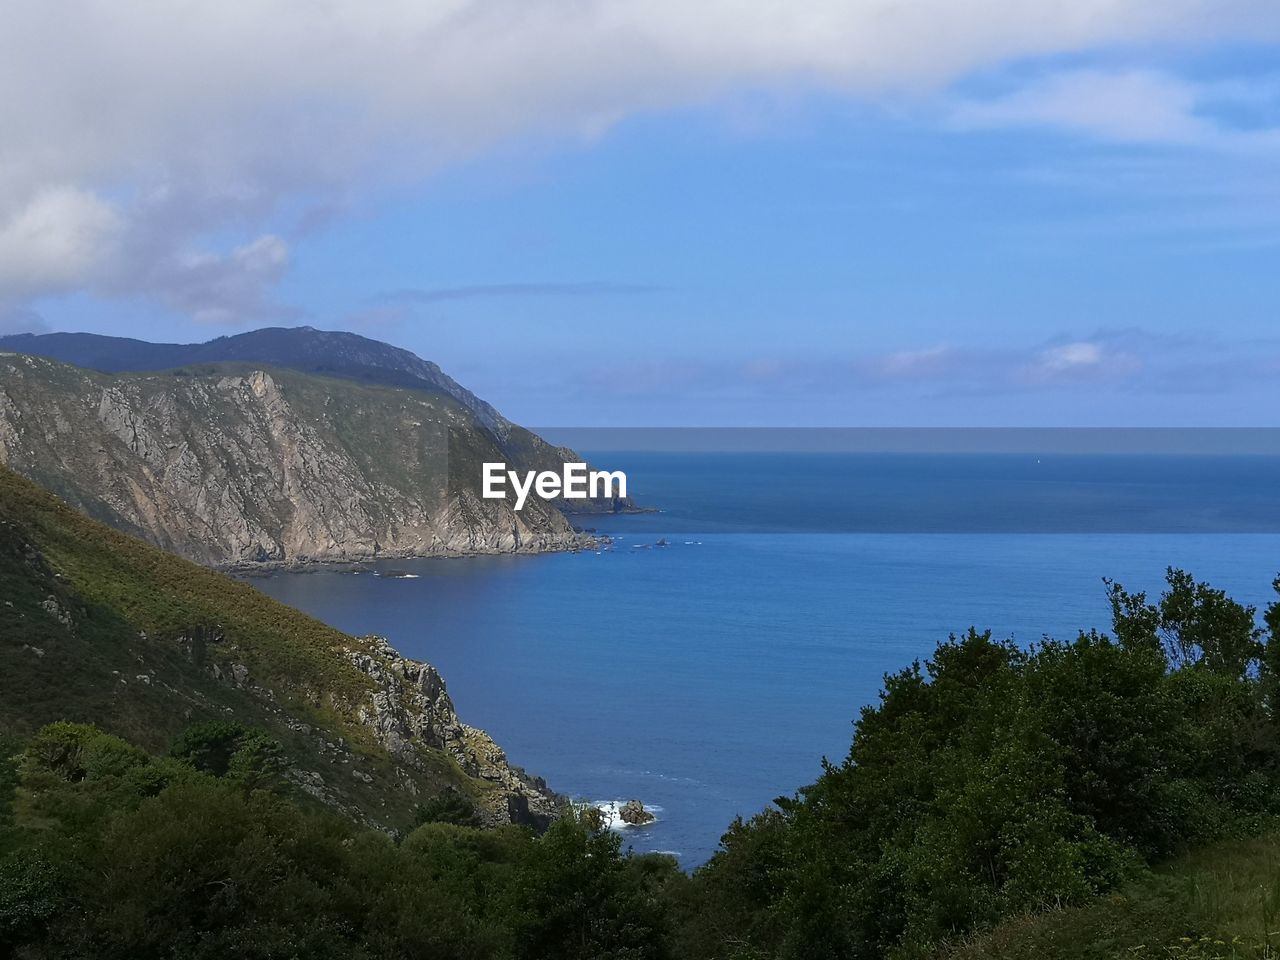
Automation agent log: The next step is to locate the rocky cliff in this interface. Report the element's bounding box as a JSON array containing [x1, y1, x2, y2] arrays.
[[346, 636, 559, 826], [0, 325, 629, 515], [0, 463, 562, 830], [0, 351, 591, 566]]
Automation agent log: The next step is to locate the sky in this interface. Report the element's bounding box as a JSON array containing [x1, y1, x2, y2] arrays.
[[2, 2, 1280, 426]]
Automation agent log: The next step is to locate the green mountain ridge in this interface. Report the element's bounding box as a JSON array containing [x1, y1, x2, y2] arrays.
[[0, 463, 561, 831], [0, 326, 517, 437]]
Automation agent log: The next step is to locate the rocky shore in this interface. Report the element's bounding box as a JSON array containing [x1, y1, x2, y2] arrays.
[[345, 636, 564, 828]]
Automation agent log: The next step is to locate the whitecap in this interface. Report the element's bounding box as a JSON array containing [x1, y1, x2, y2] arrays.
[[592, 800, 660, 829]]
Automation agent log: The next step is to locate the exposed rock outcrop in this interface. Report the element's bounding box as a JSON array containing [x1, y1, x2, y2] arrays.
[[619, 799, 656, 825], [346, 636, 562, 828], [0, 353, 593, 566]]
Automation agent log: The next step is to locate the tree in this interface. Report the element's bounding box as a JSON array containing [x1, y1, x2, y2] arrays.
[[414, 789, 483, 828], [170, 721, 288, 794], [508, 816, 673, 960], [1108, 568, 1262, 675]]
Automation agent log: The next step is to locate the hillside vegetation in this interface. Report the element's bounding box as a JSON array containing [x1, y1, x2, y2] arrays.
[[667, 569, 1280, 959], [941, 831, 1280, 959], [0, 464, 559, 832], [5, 459, 1280, 957], [0, 722, 678, 959]]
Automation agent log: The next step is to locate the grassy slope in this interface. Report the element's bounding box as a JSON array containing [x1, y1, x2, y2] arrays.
[[0, 463, 494, 829], [941, 831, 1280, 959]]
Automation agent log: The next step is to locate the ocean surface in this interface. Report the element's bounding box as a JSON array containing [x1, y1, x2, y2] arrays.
[[253, 453, 1280, 867]]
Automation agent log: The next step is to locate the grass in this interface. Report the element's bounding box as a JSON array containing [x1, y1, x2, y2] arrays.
[[939, 831, 1280, 960]]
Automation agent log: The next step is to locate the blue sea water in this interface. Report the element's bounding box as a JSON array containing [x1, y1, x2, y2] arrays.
[[252, 454, 1280, 867]]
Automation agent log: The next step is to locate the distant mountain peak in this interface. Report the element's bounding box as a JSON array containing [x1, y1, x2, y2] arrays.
[[0, 325, 509, 435]]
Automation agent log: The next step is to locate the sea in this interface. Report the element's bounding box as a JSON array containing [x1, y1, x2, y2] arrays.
[[252, 452, 1280, 867]]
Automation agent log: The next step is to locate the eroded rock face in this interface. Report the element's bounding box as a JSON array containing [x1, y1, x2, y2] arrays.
[[619, 799, 655, 825], [346, 636, 562, 829], [0, 355, 587, 565]]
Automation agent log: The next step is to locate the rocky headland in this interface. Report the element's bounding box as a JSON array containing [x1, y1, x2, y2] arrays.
[[0, 349, 611, 566]]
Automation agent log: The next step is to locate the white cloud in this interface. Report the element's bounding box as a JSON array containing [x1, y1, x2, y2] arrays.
[[0, 187, 122, 296], [572, 328, 1271, 403], [877, 345, 957, 377], [951, 70, 1209, 144], [3, 1, 1279, 314], [1017, 338, 1144, 385], [950, 68, 1280, 152], [109, 233, 295, 326], [1038, 341, 1105, 371]]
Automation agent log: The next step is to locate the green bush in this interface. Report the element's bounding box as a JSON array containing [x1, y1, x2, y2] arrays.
[[7, 565, 1280, 960], [673, 570, 1280, 959], [414, 789, 483, 828], [0, 850, 62, 950], [0, 721, 676, 959]]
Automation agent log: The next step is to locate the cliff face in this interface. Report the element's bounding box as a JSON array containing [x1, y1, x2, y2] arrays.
[[0, 325, 631, 515], [0, 353, 585, 565], [0, 463, 562, 830], [346, 636, 559, 827]]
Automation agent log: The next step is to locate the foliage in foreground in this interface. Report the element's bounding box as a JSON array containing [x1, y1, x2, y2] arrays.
[[674, 569, 1280, 959], [943, 831, 1280, 959], [0, 723, 677, 960], [6, 568, 1280, 960]]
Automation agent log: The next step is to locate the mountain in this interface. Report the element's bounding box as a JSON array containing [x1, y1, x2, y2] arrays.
[[0, 462, 561, 830], [0, 326, 513, 436], [0, 329, 630, 566]]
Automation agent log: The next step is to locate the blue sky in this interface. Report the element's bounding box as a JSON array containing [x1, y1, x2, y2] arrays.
[[2, 4, 1279, 426]]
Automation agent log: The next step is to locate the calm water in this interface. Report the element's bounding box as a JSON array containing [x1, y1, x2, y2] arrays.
[[253, 454, 1280, 866]]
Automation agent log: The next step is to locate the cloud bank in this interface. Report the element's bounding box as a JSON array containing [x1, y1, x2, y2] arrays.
[[4, 0, 1280, 318], [561, 328, 1277, 402]]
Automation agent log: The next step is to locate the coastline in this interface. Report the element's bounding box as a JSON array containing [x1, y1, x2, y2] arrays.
[[224, 530, 612, 575]]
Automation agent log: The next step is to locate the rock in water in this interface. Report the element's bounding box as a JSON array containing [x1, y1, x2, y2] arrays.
[[619, 799, 655, 825]]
